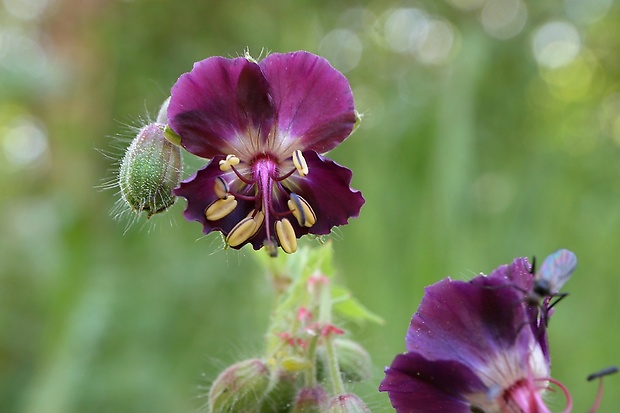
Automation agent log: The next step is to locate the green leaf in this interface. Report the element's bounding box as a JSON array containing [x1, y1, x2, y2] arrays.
[[331, 285, 384, 325]]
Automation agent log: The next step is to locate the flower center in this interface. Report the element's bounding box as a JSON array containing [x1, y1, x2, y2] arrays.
[[498, 376, 572, 413], [499, 378, 551, 413], [203, 152, 317, 255]]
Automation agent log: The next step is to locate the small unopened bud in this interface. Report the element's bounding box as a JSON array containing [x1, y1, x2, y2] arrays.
[[260, 369, 297, 413], [208, 358, 272, 413], [118, 122, 182, 218], [334, 339, 371, 382], [325, 394, 370, 413], [292, 386, 328, 413], [317, 339, 372, 383]]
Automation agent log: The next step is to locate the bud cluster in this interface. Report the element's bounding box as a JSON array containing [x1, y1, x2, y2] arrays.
[[205, 244, 378, 412]]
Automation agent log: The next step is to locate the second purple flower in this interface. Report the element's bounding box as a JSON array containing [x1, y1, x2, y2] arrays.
[[167, 51, 364, 255], [380, 257, 570, 413]]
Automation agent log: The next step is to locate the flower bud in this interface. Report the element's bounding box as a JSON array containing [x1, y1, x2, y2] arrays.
[[325, 394, 370, 413], [259, 369, 297, 413], [292, 386, 328, 413], [317, 339, 372, 383], [118, 122, 182, 218], [208, 358, 273, 413]]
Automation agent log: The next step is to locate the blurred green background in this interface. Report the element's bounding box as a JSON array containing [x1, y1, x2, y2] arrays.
[[1, 0, 619, 411]]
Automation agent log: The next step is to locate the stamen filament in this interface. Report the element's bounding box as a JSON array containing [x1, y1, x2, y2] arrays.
[[535, 377, 573, 413], [274, 167, 296, 182], [228, 190, 257, 202], [586, 366, 617, 413], [229, 164, 254, 185]]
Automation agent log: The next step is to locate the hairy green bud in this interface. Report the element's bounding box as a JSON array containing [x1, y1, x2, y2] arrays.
[[259, 369, 298, 413], [317, 339, 371, 383], [118, 122, 182, 217], [325, 394, 370, 413], [209, 358, 273, 413], [292, 386, 328, 413]]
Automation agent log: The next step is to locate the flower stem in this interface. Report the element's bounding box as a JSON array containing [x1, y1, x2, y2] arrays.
[[304, 333, 319, 388], [324, 331, 345, 395], [317, 277, 345, 395]]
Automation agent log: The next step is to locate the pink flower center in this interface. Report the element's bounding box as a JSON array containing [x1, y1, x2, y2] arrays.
[[494, 376, 572, 413]]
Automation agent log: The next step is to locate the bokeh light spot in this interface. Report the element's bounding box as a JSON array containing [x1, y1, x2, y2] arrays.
[[319, 29, 362, 73], [338, 7, 377, 32], [532, 21, 581, 69], [0, 28, 47, 77], [383, 8, 429, 53], [2, 117, 49, 167], [415, 18, 457, 65], [480, 0, 528, 40], [564, 0, 612, 24], [539, 53, 594, 102]]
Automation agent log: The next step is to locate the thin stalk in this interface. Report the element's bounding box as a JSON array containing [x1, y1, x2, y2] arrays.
[[317, 278, 345, 395]]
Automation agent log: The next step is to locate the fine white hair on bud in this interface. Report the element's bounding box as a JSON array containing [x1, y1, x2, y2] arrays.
[[208, 358, 274, 413], [118, 121, 182, 219]]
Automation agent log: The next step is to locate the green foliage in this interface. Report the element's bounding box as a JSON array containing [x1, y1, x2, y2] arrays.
[[331, 286, 384, 326]]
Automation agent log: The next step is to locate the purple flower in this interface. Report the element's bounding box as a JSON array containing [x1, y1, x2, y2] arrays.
[[167, 51, 364, 255], [380, 258, 570, 413]]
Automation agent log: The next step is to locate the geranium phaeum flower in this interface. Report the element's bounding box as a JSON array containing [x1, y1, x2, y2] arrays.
[[380, 258, 572, 413], [167, 51, 364, 255]]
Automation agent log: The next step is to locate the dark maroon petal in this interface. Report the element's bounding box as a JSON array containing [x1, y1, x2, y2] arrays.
[[259, 51, 356, 154], [488, 257, 534, 294], [380, 353, 486, 413], [405, 272, 529, 372], [173, 156, 256, 241], [284, 151, 364, 236], [487, 258, 550, 360], [168, 56, 275, 159]]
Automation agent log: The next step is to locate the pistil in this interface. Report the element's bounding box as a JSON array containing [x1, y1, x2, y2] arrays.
[[254, 157, 278, 251]]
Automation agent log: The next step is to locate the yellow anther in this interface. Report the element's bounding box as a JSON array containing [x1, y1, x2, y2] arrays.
[[252, 209, 265, 228], [226, 216, 258, 247], [292, 150, 309, 177], [275, 218, 297, 254], [219, 154, 240, 171], [287, 193, 316, 228], [205, 194, 237, 221], [213, 176, 230, 199]]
